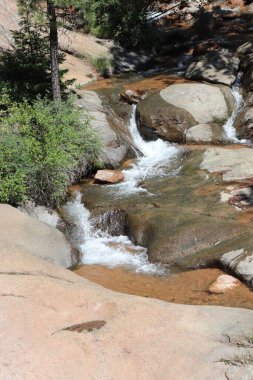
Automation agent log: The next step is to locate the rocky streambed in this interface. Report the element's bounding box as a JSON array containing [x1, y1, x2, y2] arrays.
[[59, 55, 253, 309]]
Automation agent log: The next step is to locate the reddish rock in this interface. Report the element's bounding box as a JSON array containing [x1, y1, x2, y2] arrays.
[[95, 169, 124, 184], [208, 274, 241, 294]]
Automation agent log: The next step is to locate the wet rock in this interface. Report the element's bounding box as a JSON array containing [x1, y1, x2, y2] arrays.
[[77, 91, 128, 168], [208, 274, 241, 294], [237, 42, 253, 55], [201, 147, 253, 181], [120, 89, 146, 104], [0, 204, 79, 268], [186, 123, 225, 144], [137, 91, 196, 143], [221, 249, 253, 287], [235, 106, 253, 140], [137, 83, 234, 143], [91, 209, 128, 236], [95, 169, 124, 184], [185, 49, 240, 86]]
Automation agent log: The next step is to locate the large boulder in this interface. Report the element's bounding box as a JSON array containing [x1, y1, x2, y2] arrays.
[[1, 248, 253, 379], [185, 49, 240, 86], [77, 91, 128, 168], [0, 204, 79, 267], [137, 83, 234, 143]]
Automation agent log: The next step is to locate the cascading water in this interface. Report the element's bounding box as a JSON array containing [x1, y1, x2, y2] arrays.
[[223, 73, 246, 143], [62, 106, 182, 273], [62, 192, 165, 274], [113, 105, 181, 194]]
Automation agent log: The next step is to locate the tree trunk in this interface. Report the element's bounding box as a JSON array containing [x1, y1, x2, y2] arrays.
[[47, 0, 61, 101]]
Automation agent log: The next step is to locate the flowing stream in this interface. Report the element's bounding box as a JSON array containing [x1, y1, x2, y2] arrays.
[[62, 106, 181, 273], [112, 105, 181, 195], [223, 73, 246, 143]]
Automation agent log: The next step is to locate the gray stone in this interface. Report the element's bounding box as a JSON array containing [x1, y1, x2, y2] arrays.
[[160, 83, 234, 125], [137, 83, 234, 143], [186, 123, 225, 144], [185, 49, 240, 86], [201, 147, 253, 182], [0, 204, 79, 267], [77, 91, 128, 168]]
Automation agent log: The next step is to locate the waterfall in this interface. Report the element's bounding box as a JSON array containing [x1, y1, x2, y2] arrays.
[[223, 73, 246, 143], [62, 192, 165, 274], [114, 105, 180, 194], [62, 106, 181, 273]]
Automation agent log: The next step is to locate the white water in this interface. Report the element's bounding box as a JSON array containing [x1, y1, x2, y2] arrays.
[[114, 105, 180, 194], [62, 193, 165, 274], [62, 107, 182, 273], [223, 74, 247, 143]]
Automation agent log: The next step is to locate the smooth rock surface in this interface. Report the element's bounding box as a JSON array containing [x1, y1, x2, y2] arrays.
[[186, 123, 225, 144], [208, 274, 241, 294], [160, 83, 234, 125], [0, 204, 79, 268], [1, 248, 253, 380], [137, 83, 234, 143], [77, 91, 128, 168], [95, 169, 124, 184], [185, 49, 240, 86], [201, 147, 253, 181]]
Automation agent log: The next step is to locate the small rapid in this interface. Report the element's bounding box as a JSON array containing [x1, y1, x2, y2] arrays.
[[62, 192, 165, 274], [223, 73, 247, 143], [62, 106, 182, 273], [114, 105, 181, 194]]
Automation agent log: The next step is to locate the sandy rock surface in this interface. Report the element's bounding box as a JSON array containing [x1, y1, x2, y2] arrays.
[[1, 248, 253, 380]]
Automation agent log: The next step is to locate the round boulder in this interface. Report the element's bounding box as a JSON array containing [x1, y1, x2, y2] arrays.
[[137, 83, 234, 143]]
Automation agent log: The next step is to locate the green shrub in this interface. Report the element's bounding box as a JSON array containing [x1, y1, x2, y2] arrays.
[[91, 56, 112, 78], [0, 96, 101, 207]]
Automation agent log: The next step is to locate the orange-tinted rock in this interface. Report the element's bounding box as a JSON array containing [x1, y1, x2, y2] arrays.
[[208, 274, 241, 294], [95, 169, 124, 184]]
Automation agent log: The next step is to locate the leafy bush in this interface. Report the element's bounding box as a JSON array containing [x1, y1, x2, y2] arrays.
[[0, 95, 101, 207], [91, 56, 112, 78], [82, 0, 156, 49]]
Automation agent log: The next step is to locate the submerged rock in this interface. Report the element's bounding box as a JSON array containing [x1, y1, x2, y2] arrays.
[[185, 49, 240, 86], [201, 147, 253, 181], [137, 83, 234, 143], [208, 274, 241, 294], [95, 169, 124, 184]]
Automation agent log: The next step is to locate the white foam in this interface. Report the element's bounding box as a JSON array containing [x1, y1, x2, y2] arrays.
[[62, 193, 165, 274], [113, 105, 180, 194], [223, 74, 248, 144]]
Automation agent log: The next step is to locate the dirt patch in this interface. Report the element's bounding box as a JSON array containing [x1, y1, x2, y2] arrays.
[[74, 265, 253, 309]]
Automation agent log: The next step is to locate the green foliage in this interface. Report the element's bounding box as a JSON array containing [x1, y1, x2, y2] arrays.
[[0, 95, 101, 207], [91, 56, 112, 78], [82, 0, 156, 49]]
